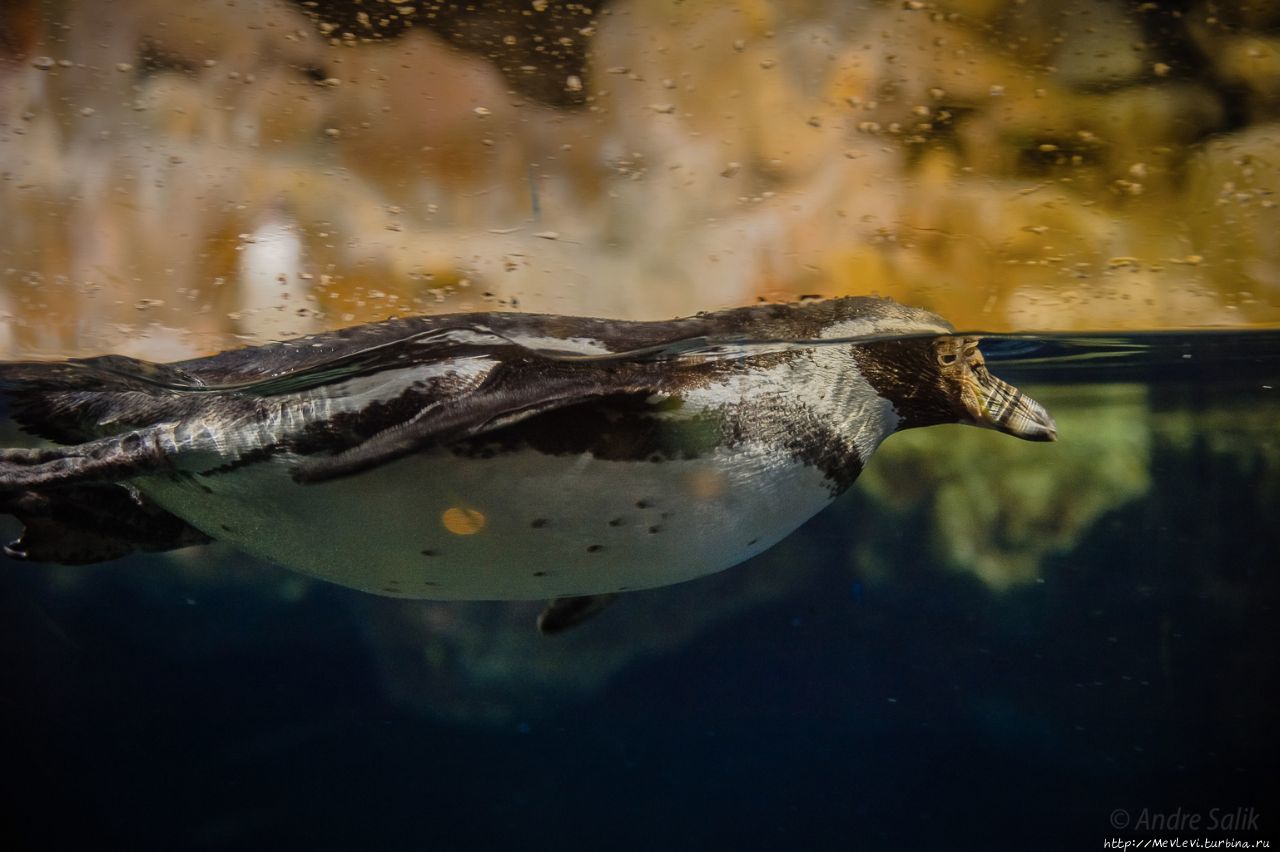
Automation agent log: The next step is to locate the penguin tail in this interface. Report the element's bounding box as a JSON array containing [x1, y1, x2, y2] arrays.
[[2, 483, 210, 566], [1, 358, 208, 565]]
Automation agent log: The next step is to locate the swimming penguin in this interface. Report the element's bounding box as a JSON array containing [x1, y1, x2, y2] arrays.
[[0, 297, 1055, 632]]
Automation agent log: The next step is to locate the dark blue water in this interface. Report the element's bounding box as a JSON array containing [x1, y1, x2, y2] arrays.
[[1, 332, 1277, 851]]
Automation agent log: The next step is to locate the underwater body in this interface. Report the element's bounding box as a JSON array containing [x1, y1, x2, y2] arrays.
[[0, 298, 1054, 611], [1, 328, 1277, 850]]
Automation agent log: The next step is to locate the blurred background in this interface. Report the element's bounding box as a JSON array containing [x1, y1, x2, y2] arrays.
[[1, 2, 1278, 849], [2, 0, 1279, 362]]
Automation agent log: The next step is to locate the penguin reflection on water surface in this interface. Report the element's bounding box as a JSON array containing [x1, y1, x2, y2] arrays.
[[0, 297, 1055, 633]]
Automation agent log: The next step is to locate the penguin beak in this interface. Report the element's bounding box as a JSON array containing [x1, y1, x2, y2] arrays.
[[963, 369, 1057, 442]]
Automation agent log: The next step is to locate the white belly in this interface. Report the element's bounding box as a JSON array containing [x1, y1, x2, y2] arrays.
[[135, 444, 838, 600]]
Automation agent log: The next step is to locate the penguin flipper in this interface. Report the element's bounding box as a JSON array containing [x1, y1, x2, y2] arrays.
[[2, 484, 211, 565], [294, 361, 666, 484], [0, 429, 171, 491], [537, 594, 618, 635]]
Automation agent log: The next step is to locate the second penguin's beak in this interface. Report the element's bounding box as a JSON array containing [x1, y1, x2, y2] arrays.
[[963, 368, 1057, 442]]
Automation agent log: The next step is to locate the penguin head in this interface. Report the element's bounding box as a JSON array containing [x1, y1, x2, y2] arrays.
[[850, 334, 1057, 441], [935, 336, 1056, 441]]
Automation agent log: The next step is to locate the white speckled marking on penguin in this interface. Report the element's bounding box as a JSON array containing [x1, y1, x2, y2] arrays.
[[136, 440, 835, 599]]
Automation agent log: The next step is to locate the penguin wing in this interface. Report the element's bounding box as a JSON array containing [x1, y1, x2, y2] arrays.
[[292, 358, 669, 483]]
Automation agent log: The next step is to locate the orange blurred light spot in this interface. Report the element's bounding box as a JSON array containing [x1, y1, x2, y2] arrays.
[[441, 506, 487, 535], [688, 469, 727, 500]]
